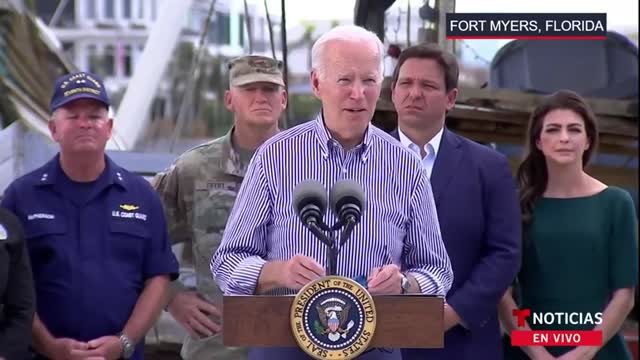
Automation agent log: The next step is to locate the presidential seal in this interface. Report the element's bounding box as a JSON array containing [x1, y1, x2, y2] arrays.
[[291, 276, 377, 360]]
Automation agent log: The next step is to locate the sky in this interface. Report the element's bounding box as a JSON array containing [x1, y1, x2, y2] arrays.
[[267, 0, 638, 65], [454, 0, 638, 30], [272, 0, 638, 30]]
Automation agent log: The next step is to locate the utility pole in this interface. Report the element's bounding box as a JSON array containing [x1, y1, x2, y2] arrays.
[[437, 0, 456, 55], [418, 0, 455, 54], [281, 0, 290, 128]]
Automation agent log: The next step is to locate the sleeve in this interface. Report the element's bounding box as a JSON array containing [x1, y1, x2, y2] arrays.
[[142, 182, 180, 281], [403, 167, 453, 296], [210, 153, 272, 295], [0, 241, 35, 359], [151, 163, 192, 297], [608, 189, 638, 290], [447, 155, 522, 330], [151, 163, 192, 246]]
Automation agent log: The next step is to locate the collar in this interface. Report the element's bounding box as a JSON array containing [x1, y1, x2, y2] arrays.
[[313, 112, 374, 163], [221, 126, 252, 177], [36, 153, 128, 190], [398, 126, 444, 159]]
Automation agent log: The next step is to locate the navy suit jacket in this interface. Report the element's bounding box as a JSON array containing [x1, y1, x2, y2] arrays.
[[392, 128, 521, 360]]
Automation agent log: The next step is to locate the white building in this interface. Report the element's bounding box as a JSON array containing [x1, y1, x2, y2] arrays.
[[35, 0, 282, 92]]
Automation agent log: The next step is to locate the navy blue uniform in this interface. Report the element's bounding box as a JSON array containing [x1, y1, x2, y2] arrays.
[[1, 154, 179, 360]]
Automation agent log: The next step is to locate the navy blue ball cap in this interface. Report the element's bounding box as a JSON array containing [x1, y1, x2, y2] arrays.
[[49, 71, 111, 112]]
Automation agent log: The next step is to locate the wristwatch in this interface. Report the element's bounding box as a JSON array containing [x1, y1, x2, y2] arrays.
[[400, 273, 411, 294], [119, 333, 135, 359]]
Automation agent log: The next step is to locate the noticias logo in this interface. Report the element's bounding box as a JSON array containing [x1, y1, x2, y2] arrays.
[[510, 309, 603, 347]]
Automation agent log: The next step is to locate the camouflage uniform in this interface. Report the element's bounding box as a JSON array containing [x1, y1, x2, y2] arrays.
[[152, 55, 284, 360]]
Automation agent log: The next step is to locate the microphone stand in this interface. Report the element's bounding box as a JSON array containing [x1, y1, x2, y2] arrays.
[[306, 221, 337, 276], [339, 216, 357, 247], [304, 216, 358, 277], [324, 216, 358, 276], [327, 235, 338, 276]]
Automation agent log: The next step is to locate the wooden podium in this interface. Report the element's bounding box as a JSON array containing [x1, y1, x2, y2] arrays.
[[223, 295, 445, 349]]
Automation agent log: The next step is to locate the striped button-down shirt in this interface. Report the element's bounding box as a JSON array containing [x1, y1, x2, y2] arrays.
[[211, 114, 453, 296]]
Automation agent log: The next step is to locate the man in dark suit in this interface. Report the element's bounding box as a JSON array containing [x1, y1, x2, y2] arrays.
[[391, 44, 521, 360]]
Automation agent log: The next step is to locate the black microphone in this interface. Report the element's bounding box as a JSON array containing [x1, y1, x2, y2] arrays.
[[330, 179, 366, 224], [292, 180, 328, 227], [0, 208, 25, 252], [329, 180, 366, 247], [292, 181, 339, 275]]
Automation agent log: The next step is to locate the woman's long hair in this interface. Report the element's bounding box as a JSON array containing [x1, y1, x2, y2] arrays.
[[517, 90, 599, 225]]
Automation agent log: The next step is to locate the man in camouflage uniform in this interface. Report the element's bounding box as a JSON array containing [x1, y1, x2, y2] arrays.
[[152, 55, 287, 360]]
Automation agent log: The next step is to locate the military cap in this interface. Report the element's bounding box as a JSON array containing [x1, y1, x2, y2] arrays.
[[228, 55, 284, 87]]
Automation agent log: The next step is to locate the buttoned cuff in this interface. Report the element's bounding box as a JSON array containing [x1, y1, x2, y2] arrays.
[[407, 271, 446, 296], [144, 251, 180, 281], [225, 256, 267, 295]]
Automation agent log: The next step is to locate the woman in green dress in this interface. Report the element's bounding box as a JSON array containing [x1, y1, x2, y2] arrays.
[[499, 90, 638, 360]]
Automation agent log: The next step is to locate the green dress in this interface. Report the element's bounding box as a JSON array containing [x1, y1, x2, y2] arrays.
[[504, 186, 638, 359]]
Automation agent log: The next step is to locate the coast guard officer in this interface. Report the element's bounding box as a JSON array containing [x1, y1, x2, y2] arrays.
[[0, 71, 179, 360]]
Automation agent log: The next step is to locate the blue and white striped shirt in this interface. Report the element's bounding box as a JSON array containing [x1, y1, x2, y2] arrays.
[[211, 114, 453, 296]]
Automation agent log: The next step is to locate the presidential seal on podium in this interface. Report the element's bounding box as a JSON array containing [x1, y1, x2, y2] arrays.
[[290, 180, 375, 358], [291, 276, 377, 360]]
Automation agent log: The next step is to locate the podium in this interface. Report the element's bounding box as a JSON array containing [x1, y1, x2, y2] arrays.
[[223, 294, 444, 349], [219, 179, 448, 357]]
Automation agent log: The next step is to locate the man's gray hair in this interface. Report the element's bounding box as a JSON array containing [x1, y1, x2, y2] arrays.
[[311, 25, 385, 80]]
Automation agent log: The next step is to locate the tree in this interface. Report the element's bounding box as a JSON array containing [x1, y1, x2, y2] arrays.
[[167, 42, 195, 126]]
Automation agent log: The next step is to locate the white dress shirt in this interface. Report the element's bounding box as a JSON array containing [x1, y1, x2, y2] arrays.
[[398, 127, 444, 178]]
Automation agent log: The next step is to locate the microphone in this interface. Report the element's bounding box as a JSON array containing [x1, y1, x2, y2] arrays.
[[329, 179, 366, 225], [329, 180, 366, 247], [0, 208, 25, 251], [292, 181, 337, 275], [292, 180, 328, 227]]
